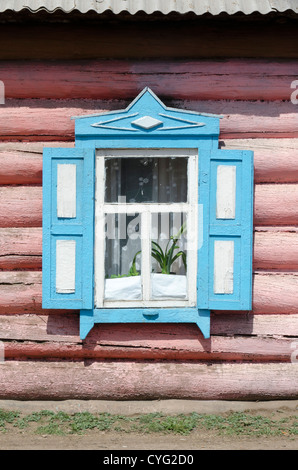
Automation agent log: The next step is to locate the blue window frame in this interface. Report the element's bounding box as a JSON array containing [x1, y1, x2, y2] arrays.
[[42, 88, 253, 340]]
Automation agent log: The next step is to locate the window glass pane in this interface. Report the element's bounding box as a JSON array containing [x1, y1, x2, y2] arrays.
[[151, 212, 188, 299], [105, 157, 188, 203], [104, 213, 142, 300]]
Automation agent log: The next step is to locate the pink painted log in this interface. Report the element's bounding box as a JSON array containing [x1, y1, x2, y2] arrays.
[[2, 335, 294, 362], [0, 272, 43, 314], [0, 361, 296, 400], [0, 228, 42, 270], [0, 151, 42, 185], [223, 138, 298, 183], [1, 184, 297, 228], [0, 312, 295, 362], [253, 231, 298, 271], [0, 100, 297, 140], [0, 141, 74, 153], [0, 271, 296, 314], [0, 314, 80, 342], [252, 273, 298, 314], [1, 228, 298, 272], [173, 100, 298, 139], [254, 184, 298, 226], [254, 149, 298, 183], [1, 59, 297, 100], [0, 142, 73, 185], [1, 139, 298, 185], [0, 187, 42, 227], [0, 272, 75, 315], [1, 313, 297, 342], [212, 312, 298, 337]]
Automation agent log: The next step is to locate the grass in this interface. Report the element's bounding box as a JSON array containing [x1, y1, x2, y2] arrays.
[[0, 409, 297, 437]]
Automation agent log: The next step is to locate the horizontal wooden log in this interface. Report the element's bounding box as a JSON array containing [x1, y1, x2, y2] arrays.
[[1, 312, 297, 342], [0, 142, 73, 185], [0, 20, 297, 60], [252, 273, 298, 314], [0, 100, 297, 141], [254, 184, 298, 226], [212, 312, 298, 337], [178, 100, 298, 139], [1, 139, 298, 185], [0, 187, 42, 227], [0, 271, 296, 315], [0, 361, 296, 400], [0, 314, 296, 362], [222, 138, 298, 183], [1, 336, 294, 362], [1, 227, 297, 272], [0, 228, 42, 270], [253, 230, 298, 271], [0, 152, 42, 185], [0, 272, 43, 314], [1, 60, 297, 101], [1, 183, 297, 228]]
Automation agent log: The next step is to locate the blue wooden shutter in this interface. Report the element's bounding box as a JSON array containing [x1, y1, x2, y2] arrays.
[[42, 147, 94, 309], [198, 149, 253, 311]]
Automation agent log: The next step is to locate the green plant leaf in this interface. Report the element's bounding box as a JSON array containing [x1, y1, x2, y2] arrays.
[[151, 241, 164, 256], [170, 251, 185, 265], [131, 224, 187, 275]]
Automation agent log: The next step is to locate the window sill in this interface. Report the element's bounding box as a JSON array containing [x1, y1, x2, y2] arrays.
[[79, 308, 210, 340]]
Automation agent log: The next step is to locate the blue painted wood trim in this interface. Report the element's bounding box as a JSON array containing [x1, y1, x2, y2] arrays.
[[80, 310, 95, 340], [74, 87, 220, 142], [42, 147, 95, 310], [42, 88, 254, 341], [80, 308, 210, 340], [75, 136, 217, 150], [197, 148, 254, 311]]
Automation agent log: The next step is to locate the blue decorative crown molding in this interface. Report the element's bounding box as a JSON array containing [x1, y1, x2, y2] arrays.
[[73, 87, 221, 145]]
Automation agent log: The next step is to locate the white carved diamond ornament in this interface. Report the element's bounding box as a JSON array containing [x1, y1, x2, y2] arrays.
[[132, 116, 163, 130]]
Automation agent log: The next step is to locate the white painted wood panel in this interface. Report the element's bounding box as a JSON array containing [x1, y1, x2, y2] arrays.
[[187, 153, 198, 306], [56, 239, 76, 293], [214, 240, 234, 294], [94, 156, 105, 308], [57, 163, 76, 218], [216, 165, 236, 219], [141, 210, 151, 302]]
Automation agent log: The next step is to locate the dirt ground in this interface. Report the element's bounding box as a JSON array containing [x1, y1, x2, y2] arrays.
[[0, 427, 297, 450], [0, 399, 297, 450]]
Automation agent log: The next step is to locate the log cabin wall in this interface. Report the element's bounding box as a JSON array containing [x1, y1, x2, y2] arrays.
[[0, 10, 297, 400]]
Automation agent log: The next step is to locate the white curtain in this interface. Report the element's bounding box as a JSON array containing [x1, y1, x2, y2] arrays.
[[104, 157, 187, 279]]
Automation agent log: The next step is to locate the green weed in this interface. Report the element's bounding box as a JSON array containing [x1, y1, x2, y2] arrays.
[[0, 409, 296, 438]]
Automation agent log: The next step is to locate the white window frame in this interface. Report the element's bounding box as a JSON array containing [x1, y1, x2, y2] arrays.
[[94, 148, 198, 309]]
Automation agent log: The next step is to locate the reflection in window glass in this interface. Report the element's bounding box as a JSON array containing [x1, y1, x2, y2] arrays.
[[105, 157, 188, 203], [151, 212, 188, 299], [104, 213, 142, 300], [151, 212, 187, 275]]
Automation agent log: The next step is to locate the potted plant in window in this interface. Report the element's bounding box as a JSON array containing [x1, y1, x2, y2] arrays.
[[151, 223, 187, 275], [151, 223, 187, 299], [105, 224, 187, 301], [104, 254, 142, 301]]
